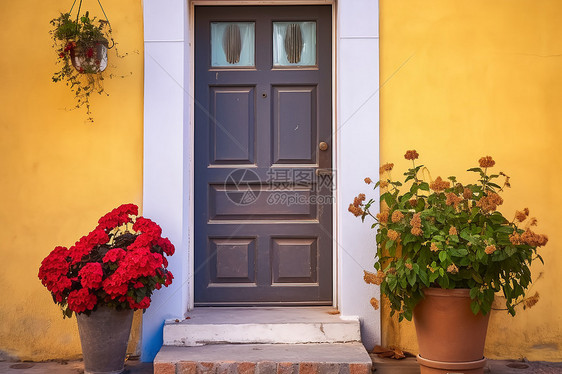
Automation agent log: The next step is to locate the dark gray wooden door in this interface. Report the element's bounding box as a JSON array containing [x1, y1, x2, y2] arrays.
[[194, 6, 332, 305]]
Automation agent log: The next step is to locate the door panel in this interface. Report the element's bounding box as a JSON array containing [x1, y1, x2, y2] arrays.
[[195, 6, 332, 305]]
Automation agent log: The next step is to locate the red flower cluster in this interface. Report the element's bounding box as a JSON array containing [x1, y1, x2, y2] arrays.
[[38, 204, 174, 317]]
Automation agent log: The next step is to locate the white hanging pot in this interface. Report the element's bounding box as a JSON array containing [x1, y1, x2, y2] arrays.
[[70, 40, 108, 73]]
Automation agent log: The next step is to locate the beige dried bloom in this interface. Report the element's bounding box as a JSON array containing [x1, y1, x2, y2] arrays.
[[405, 263, 413, 270], [376, 212, 389, 224], [364, 177, 372, 184], [404, 150, 419, 160], [379, 163, 394, 174], [479, 156, 495, 168], [391, 210, 405, 223], [387, 229, 400, 241], [430, 176, 450, 192], [449, 227, 458, 236], [364, 270, 385, 285], [523, 292, 540, 310], [485, 245, 497, 255], [370, 297, 379, 310], [447, 264, 459, 274], [430, 242, 439, 252]]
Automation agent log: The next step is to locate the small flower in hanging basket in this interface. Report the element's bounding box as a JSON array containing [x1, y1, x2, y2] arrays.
[[50, 11, 113, 122], [38, 204, 175, 318]]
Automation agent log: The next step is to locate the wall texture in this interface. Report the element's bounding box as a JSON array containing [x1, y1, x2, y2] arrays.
[[379, 0, 562, 361], [0, 0, 144, 360]]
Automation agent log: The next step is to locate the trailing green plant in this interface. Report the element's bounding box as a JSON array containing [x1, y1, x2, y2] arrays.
[[350, 151, 547, 321], [51, 11, 113, 122]]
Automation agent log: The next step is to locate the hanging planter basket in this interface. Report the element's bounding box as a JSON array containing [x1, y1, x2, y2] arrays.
[[50, 0, 114, 121]]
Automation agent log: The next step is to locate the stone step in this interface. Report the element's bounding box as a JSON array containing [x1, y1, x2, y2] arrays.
[[154, 343, 372, 374], [164, 307, 361, 346]]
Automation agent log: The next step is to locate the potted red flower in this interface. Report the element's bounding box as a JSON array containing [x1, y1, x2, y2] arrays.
[[38, 203, 174, 374]]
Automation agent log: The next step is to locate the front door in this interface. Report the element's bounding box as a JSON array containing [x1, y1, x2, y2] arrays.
[[194, 5, 332, 305]]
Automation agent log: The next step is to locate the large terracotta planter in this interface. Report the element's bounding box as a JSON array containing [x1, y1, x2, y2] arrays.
[[76, 307, 134, 374], [413, 288, 491, 374]]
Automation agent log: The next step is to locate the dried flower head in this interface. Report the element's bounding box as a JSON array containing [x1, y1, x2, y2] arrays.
[[404, 150, 419, 160], [479, 156, 495, 168], [405, 263, 413, 270], [476, 192, 503, 213], [449, 227, 458, 236], [348, 204, 364, 217], [364, 177, 372, 185], [521, 229, 548, 247], [430, 176, 450, 192], [463, 188, 473, 200], [409, 198, 418, 207], [379, 163, 394, 174], [447, 264, 459, 274], [364, 270, 385, 285], [485, 245, 497, 255], [523, 292, 540, 310], [515, 210, 528, 222], [387, 229, 400, 241], [376, 212, 389, 224], [445, 192, 462, 209], [430, 242, 439, 252], [370, 297, 379, 310], [410, 213, 423, 236], [391, 210, 405, 223], [379, 181, 389, 189], [509, 232, 523, 245]]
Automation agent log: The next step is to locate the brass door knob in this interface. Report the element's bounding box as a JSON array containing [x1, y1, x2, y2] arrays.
[[318, 142, 329, 151]]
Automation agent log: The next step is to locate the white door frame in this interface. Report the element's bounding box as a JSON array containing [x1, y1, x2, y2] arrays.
[[141, 0, 380, 362]]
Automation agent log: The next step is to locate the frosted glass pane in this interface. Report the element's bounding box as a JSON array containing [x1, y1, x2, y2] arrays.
[[273, 22, 316, 67], [211, 22, 255, 67]]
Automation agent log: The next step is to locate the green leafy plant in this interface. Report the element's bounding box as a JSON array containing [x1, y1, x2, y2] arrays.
[[51, 11, 113, 122], [350, 151, 547, 321]]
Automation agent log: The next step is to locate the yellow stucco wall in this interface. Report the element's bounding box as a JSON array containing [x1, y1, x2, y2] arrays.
[[380, 0, 562, 361], [0, 1, 144, 360]]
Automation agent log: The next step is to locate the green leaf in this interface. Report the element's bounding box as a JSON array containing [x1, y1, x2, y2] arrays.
[[467, 167, 483, 173], [419, 270, 430, 287], [407, 271, 417, 286], [429, 271, 439, 283], [388, 276, 398, 291], [470, 287, 479, 299], [438, 251, 447, 262], [450, 248, 468, 257]]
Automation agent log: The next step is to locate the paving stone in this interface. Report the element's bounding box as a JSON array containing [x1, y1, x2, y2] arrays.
[[154, 362, 177, 374], [256, 361, 277, 374], [299, 362, 319, 374], [178, 361, 198, 374], [278, 362, 298, 374], [237, 362, 257, 374], [349, 363, 370, 374], [318, 363, 343, 374], [198, 362, 218, 374]]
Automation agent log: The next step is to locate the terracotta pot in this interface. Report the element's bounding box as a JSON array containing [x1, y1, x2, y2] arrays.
[[70, 40, 108, 73], [76, 306, 134, 374], [413, 288, 491, 374]]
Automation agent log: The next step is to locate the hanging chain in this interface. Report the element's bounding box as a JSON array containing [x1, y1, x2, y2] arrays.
[[66, 0, 114, 48]]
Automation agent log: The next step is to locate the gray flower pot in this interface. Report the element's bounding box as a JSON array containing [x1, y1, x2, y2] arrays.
[[76, 307, 134, 374]]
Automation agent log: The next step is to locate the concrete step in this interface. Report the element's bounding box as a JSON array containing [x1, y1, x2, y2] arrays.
[[164, 307, 361, 346], [154, 343, 372, 374]]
